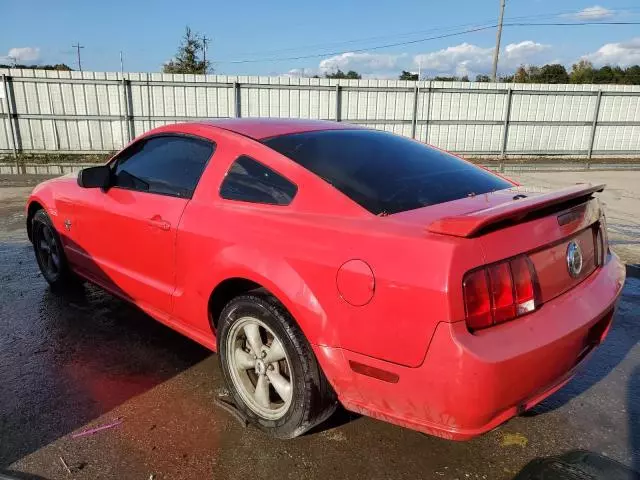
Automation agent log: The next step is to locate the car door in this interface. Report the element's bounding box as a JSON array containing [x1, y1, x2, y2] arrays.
[[76, 134, 215, 315]]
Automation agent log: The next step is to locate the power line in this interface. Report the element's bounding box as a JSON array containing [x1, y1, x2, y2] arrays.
[[72, 42, 84, 71], [214, 25, 498, 64], [507, 21, 640, 26], [213, 21, 640, 65], [224, 6, 640, 58]]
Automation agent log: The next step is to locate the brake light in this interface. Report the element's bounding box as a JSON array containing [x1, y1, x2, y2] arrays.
[[463, 256, 538, 331], [511, 256, 536, 314], [594, 216, 609, 267], [462, 270, 492, 329]]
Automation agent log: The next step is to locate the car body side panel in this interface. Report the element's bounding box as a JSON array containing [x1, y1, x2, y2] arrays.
[[73, 187, 188, 314], [172, 130, 486, 366]]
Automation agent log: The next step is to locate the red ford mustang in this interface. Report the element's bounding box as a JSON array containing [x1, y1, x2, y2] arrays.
[[26, 119, 625, 440]]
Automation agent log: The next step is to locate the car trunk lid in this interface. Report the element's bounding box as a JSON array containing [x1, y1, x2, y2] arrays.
[[391, 183, 605, 306], [427, 183, 604, 238]]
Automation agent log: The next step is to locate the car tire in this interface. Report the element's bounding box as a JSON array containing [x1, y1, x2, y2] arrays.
[[31, 209, 78, 290], [218, 292, 337, 439]]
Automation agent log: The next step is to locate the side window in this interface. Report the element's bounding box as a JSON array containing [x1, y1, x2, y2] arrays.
[[220, 156, 297, 206], [113, 135, 215, 198]]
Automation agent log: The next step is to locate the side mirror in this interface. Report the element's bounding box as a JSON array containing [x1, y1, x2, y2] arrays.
[[77, 165, 111, 189]]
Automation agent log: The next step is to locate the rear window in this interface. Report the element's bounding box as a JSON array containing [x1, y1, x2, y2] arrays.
[[263, 129, 511, 215]]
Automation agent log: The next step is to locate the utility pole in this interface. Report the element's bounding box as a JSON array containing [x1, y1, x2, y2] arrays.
[[491, 0, 506, 82], [120, 51, 124, 75], [202, 35, 210, 74], [72, 42, 85, 72]]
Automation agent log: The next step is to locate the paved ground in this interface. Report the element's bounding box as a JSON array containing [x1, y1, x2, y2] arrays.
[[0, 172, 638, 480]]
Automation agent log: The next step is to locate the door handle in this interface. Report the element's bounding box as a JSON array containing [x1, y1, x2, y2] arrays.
[[148, 216, 171, 231]]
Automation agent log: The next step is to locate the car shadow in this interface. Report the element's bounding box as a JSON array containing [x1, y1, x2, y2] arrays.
[[1, 231, 349, 468], [0, 239, 211, 467], [524, 267, 640, 419]]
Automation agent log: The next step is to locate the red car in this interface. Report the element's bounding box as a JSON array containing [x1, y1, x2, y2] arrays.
[[26, 119, 625, 440]]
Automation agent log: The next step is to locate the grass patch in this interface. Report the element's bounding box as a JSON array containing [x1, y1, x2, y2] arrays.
[[0, 153, 112, 165]]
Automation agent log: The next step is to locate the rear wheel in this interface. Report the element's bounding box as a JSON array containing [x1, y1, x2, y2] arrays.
[[32, 209, 77, 289], [218, 293, 336, 438]]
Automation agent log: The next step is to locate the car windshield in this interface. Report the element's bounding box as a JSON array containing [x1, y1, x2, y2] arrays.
[[263, 129, 512, 215]]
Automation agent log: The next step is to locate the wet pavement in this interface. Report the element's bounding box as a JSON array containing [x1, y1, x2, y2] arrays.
[[0, 173, 639, 480]]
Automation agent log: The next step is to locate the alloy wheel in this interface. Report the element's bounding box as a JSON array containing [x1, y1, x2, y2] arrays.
[[35, 224, 61, 280], [226, 316, 294, 420]]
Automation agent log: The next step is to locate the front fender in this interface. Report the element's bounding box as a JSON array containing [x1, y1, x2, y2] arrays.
[[26, 188, 57, 241]]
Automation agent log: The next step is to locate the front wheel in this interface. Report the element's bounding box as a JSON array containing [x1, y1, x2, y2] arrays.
[[31, 209, 77, 289], [218, 293, 336, 438]]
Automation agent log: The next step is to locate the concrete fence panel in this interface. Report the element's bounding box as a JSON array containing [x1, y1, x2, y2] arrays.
[[1, 69, 640, 158]]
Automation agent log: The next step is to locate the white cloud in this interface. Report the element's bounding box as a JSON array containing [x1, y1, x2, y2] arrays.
[[284, 36, 640, 80], [3, 47, 41, 63], [583, 37, 640, 66], [282, 68, 313, 78], [567, 6, 614, 20], [306, 41, 550, 80], [414, 41, 550, 77], [318, 52, 406, 78]]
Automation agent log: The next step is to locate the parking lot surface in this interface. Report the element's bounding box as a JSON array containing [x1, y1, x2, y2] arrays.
[[0, 171, 638, 480]]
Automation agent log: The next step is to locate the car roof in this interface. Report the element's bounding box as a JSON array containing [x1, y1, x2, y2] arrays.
[[196, 118, 361, 140]]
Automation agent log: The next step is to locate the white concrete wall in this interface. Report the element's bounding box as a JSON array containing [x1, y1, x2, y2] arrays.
[[2, 69, 640, 157]]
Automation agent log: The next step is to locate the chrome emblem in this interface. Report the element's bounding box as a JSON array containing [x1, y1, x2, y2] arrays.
[[566, 241, 583, 278], [64, 219, 72, 231]]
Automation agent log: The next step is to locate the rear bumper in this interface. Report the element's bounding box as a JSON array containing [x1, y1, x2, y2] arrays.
[[316, 253, 626, 440]]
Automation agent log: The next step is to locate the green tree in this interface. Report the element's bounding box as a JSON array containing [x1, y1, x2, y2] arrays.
[[399, 70, 418, 80], [325, 69, 361, 79], [593, 66, 616, 84], [570, 60, 595, 84], [625, 65, 640, 85], [163, 26, 211, 74], [475, 74, 491, 82], [529, 64, 569, 84]]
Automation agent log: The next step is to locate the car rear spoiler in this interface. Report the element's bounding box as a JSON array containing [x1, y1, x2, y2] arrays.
[[427, 183, 605, 238]]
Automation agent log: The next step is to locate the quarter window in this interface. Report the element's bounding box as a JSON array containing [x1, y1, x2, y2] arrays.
[[220, 156, 297, 205], [113, 135, 215, 198]]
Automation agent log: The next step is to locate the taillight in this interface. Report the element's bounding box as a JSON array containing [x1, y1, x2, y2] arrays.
[[462, 270, 492, 329], [463, 256, 538, 331], [594, 215, 609, 267], [511, 256, 536, 315], [487, 263, 516, 322]]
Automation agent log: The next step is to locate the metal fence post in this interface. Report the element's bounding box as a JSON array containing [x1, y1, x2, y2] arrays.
[[500, 87, 513, 159], [126, 79, 134, 140], [422, 82, 432, 143], [335, 84, 342, 122], [234, 82, 241, 118], [587, 90, 602, 164], [411, 84, 419, 139], [1, 74, 18, 163], [121, 77, 133, 143]]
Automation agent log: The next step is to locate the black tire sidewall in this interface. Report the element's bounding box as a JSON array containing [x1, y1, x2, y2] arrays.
[[218, 294, 319, 438], [32, 209, 71, 286]]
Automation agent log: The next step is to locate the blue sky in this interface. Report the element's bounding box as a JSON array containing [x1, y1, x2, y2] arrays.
[[2, 0, 640, 77]]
